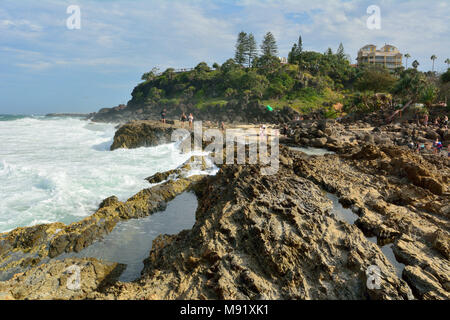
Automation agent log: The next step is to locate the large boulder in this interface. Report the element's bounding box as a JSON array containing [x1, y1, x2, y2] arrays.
[[110, 121, 180, 150]]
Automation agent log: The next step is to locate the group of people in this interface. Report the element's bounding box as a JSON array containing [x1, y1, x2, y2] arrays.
[[160, 109, 194, 129], [179, 112, 194, 128], [410, 112, 449, 158], [417, 113, 449, 129], [161, 108, 229, 132], [409, 138, 450, 158]]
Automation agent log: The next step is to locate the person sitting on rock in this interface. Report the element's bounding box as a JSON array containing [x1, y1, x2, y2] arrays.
[[416, 142, 425, 153], [433, 138, 443, 155]]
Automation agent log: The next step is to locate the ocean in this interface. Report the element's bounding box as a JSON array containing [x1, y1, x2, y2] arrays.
[[0, 115, 199, 233]]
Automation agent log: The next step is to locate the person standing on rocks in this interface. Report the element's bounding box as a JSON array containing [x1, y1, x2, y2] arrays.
[[188, 113, 194, 129], [161, 109, 167, 124], [180, 112, 187, 128], [259, 125, 266, 138]]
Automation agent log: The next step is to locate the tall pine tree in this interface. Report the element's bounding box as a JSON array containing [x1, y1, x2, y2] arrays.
[[261, 32, 278, 57], [296, 35, 302, 54], [288, 35, 303, 63], [246, 33, 258, 67], [336, 43, 346, 61], [235, 31, 247, 66]]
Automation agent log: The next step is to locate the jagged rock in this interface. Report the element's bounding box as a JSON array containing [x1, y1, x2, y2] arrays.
[[145, 156, 209, 184], [403, 265, 449, 300], [0, 258, 125, 300], [311, 137, 327, 148], [292, 143, 449, 299], [432, 230, 450, 259], [98, 148, 413, 300]]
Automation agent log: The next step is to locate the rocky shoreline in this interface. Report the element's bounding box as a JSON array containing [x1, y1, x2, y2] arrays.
[[0, 119, 448, 300], [90, 101, 299, 125]]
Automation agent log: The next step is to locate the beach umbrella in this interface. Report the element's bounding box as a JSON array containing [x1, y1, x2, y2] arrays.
[[266, 105, 273, 112]]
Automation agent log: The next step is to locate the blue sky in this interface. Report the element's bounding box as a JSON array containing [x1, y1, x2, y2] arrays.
[[1, 0, 449, 114]]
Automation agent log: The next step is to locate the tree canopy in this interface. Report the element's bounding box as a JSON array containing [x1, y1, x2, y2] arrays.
[[260, 32, 278, 57], [129, 31, 441, 115]]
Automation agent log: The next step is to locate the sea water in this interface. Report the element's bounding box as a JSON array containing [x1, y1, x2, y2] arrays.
[[57, 192, 198, 282], [0, 115, 199, 233]]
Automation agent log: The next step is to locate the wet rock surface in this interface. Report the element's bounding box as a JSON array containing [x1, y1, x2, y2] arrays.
[[1, 120, 448, 300], [90, 148, 414, 300], [292, 143, 449, 299]]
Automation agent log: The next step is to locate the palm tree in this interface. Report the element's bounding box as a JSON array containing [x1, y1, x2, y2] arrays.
[[445, 58, 450, 69], [412, 60, 420, 69], [404, 53, 411, 69], [430, 55, 437, 72]]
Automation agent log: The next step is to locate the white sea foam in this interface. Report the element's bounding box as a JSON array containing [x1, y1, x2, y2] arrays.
[[0, 117, 202, 233]]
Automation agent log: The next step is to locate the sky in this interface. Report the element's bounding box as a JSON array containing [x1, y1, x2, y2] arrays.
[[0, 0, 449, 115]]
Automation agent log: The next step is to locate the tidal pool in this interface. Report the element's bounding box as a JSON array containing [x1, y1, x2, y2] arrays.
[[57, 192, 198, 282]]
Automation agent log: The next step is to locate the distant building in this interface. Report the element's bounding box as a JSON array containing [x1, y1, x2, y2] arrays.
[[357, 44, 403, 71], [279, 57, 288, 64]]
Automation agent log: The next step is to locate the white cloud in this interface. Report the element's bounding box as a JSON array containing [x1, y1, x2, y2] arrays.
[[1, 0, 449, 73], [0, 18, 42, 31]]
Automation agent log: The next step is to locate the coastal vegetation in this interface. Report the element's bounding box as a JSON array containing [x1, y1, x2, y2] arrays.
[[127, 32, 447, 120]]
